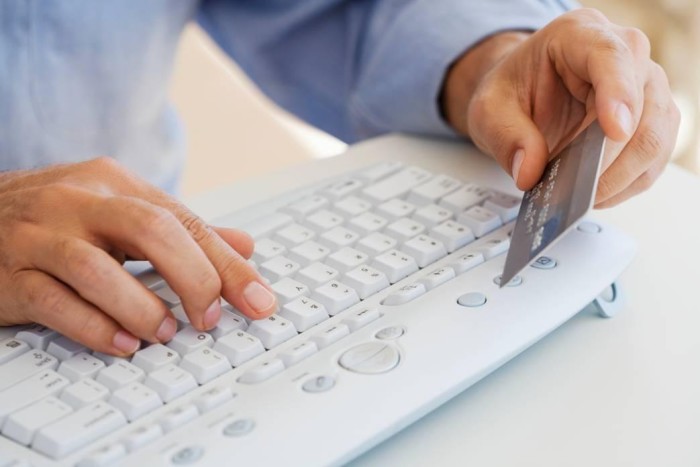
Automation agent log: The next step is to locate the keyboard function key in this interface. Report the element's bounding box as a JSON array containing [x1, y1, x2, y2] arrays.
[[311, 281, 360, 315], [407, 174, 462, 206], [450, 251, 485, 274], [310, 324, 350, 349], [282, 195, 329, 220], [418, 267, 456, 290], [237, 359, 285, 384], [123, 424, 163, 453], [160, 404, 199, 433], [0, 337, 30, 365], [359, 161, 403, 182], [381, 283, 427, 306], [343, 307, 380, 332], [278, 341, 319, 367], [195, 386, 234, 414], [320, 178, 364, 199]]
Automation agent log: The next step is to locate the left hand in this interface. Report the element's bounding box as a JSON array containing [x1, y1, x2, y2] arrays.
[[441, 8, 681, 208]]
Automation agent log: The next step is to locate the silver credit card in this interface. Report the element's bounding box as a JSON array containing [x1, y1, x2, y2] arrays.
[[500, 121, 606, 287]]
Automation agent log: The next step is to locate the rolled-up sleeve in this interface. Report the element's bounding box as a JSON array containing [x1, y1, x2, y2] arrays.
[[200, 0, 574, 142]]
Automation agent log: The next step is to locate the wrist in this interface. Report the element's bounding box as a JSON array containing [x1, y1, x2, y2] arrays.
[[441, 32, 531, 136]]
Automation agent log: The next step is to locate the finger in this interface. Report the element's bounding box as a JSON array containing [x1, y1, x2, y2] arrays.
[[467, 82, 550, 190], [88, 196, 224, 331], [550, 10, 644, 141], [22, 230, 177, 344], [595, 63, 680, 204], [212, 227, 255, 260], [12, 269, 141, 356], [595, 157, 667, 209]]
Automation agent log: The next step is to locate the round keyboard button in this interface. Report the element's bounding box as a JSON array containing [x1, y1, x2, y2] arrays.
[[457, 292, 487, 308], [577, 222, 602, 234], [493, 275, 523, 287], [338, 342, 400, 374], [302, 375, 336, 393], [375, 326, 405, 340], [223, 418, 255, 437], [531, 256, 557, 270], [171, 446, 204, 465]]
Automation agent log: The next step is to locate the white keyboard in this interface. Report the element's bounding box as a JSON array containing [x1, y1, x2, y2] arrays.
[[0, 135, 636, 466]]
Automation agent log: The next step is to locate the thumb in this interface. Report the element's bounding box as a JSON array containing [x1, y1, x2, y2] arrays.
[[468, 92, 549, 191]]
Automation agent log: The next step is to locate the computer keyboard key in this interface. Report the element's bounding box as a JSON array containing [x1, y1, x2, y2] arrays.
[[274, 223, 316, 247], [384, 217, 426, 241], [109, 382, 162, 421], [430, 220, 476, 253], [325, 247, 369, 273], [401, 235, 447, 268], [210, 307, 248, 340], [92, 352, 129, 366], [80, 444, 128, 467], [412, 204, 454, 227], [483, 192, 521, 223], [260, 256, 301, 282], [288, 241, 331, 266], [439, 183, 490, 212], [458, 206, 503, 237], [58, 352, 106, 382], [355, 232, 398, 256], [319, 226, 362, 249], [372, 250, 419, 284], [449, 252, 486, 275], [160, 405, 199, 433], [2, 396, 73, 446], [296, 262, 340, 288], [305, 209, 344, 232], [46, 336, 88, 361], [15, 325, 59, 350], [278, 341, 319, 367], [279, 297, 329, 332], [167, 328, 214, 356], [131, 344, 181, 373], [0, 370, 70, 425], [144, 364, 198, 403], [361, 166, 432, 203], [418, 267, 456, 290], [343, 266, 390, 299], [311, 281, 360, 316], [246, 315, 297, 349], [179, 347, 231, 384], [237, 359, 285, 384], [376, 198, 417, 220], [154, 285, 181, 307], [195, 386, 234, 414], [238, 212, 293, 239], [0, 350, 58, 392], [359, 161, 403, 182], [320, 178, 364, 199], [96, 361, 145, 391], [310, 324, 350, 349], [33, 401, 127, 459], [349, 212, 389, 234], [381, 283, 427, 306], [343, 307, 381, 332], [60, 378, 110, 409], [282, 195, 329, 220], [252, 238, 287, 263], [123, 424, 164, 453], [0, 337, 30, 365], [457, 292, 488, 308], [477, 236, 511, 260], [213, 331, 265, 367], [338, 342, 400, 375], [407, 174, 462, 206], [271, 277, 311, 304], [333, 195, 372, 218]]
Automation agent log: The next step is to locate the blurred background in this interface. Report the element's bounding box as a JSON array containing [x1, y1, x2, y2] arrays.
[[170, 1, 700, 197]]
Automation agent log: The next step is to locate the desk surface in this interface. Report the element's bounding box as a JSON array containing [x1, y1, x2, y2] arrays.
[[195, 135, 700, 467]]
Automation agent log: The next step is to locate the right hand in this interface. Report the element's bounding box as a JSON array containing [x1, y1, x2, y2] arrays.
[[0, 157, 277, 356]]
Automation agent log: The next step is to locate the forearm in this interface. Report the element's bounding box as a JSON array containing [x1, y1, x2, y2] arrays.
[[440, 32, 531, 137]]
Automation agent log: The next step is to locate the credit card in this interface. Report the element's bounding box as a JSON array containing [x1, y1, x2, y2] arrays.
[[500, 120, 607, 287]]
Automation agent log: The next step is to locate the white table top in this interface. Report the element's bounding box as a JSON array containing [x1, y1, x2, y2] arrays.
[[193, 134, 700, 467]]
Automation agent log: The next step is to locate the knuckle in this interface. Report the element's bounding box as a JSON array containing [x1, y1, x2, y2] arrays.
[[138, 204, 178, 239], [632, 128, 665, 161], [33, 284, 69, 321], [60, 239, 104, 284], [180, 212, 214, 245], [88, 156, 122, 173], [596, 174, 616, 200], [623, 27, 651, 56]]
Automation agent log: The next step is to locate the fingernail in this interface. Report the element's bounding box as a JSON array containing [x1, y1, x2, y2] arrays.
[[512, 149, 525, 186], [203, 299, 221, 329], [243, 281, 277, 316], [113, 330, 140, 354], [616, 103, 634, 137], [156, 316, 177, 342]]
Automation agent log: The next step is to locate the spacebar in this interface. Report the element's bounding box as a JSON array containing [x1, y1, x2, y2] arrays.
[[33, 401, 127, 459]]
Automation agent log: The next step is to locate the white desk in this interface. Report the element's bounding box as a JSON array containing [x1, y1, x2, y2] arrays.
[[192, 134, 700, 467]]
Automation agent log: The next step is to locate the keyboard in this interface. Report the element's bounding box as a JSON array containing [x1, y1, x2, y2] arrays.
[[0, 135, 636, 466]]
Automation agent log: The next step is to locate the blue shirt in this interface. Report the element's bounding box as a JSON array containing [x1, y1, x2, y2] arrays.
[[0, 0, 572, 193]]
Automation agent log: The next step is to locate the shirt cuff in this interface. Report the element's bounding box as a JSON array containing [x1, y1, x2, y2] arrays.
[[350, 0, 572, 139]]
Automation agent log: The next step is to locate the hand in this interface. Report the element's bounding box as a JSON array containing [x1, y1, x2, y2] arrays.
[[0, 158, 277, 356], [441, 8, 681, 208]]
